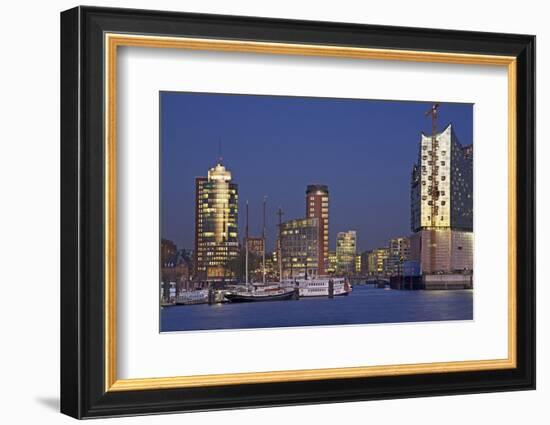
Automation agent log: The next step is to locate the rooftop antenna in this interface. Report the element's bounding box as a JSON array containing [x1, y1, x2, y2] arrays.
[[217, 139, 223, 164]]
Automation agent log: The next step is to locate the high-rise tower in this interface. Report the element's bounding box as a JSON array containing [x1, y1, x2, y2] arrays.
[[194, 161, 239, 279], [306, 184, 329, 275], [279, 217, 319, 278], [410, 123, 473, 274], [410, 123, 473, 232], [336, 231, 357, 274]]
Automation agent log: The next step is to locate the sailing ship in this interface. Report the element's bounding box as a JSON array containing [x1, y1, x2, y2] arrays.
[[224, 285, 295, 302], [224, 198, 295, 303]]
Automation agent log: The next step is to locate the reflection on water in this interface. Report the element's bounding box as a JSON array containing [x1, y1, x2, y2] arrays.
[[160, 285, 473, 332]]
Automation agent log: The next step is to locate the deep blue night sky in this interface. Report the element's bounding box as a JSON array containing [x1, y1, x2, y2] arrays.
[[160, 92, 473, 253]]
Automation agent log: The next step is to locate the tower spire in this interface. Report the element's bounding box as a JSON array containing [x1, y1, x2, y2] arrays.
[[217, 139, 223, 164]]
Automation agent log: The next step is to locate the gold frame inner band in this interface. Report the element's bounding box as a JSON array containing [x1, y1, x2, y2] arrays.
[[104, 33, 517, 392]]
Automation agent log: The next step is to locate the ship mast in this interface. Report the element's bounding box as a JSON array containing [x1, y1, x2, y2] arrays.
[[277, 207, 284, 282], [262, 196, 267, 284], [245, 200, 249, 288]]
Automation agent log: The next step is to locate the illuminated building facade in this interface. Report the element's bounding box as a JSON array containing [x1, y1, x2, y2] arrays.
[[336, 230, 357, 274], [327, 251, 337, 274], [280, 217, 319, 278], [306, 184, 329, 275], [411, 123, 473, 232], [194, 162, 239, 279], [360, 250, 371, 275], [245, 237, 265, 258], [387, 236, 411, 275], [376, 248, 390, 275], [365, 247, 390, 276], [410, 123, 473, 274], [355, 255, 362, 274], [264, 251, 278, 280], [410, 230, 473, 274]]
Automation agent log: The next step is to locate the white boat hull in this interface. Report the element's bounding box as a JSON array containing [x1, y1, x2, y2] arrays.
[[176, 290, 208, 305], [282, 278, 352, 297]]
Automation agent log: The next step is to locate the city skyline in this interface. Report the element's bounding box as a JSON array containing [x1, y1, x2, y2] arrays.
[[161, 91, 473, 253]]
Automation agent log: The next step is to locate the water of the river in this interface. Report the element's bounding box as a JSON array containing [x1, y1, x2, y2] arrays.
[[160, 285, 473, 332]]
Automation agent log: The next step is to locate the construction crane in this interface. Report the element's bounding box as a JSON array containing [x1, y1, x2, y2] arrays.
[[425, 103, 439, 140], [425, 103, 440, 274]]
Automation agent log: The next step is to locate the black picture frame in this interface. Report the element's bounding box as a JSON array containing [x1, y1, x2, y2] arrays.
[[61, 5, 535, 419]]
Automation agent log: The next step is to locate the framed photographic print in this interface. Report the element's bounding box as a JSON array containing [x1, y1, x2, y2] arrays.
[[60, 6, 535, 419]]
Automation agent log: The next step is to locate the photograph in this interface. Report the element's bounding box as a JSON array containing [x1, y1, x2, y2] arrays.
[[159, 92, 474, 332], [57, 5, 536, 418]]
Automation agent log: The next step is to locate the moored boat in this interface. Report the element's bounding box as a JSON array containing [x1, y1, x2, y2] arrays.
[[176, 290, 208, 305], [225, 198, 297, 303], [286, 277, 352, 297], [224, 287, 295, 303]]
